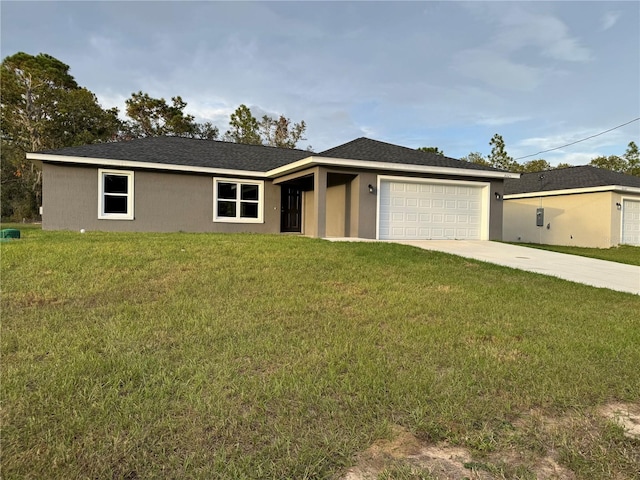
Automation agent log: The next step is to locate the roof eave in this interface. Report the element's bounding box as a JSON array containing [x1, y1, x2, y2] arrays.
[[266, 156, 520, 179], [27, 152, 521, 181], [504, 185, 640, 199], [26, 152, 270, 178]]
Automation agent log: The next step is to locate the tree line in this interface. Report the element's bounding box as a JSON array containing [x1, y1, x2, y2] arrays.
[[422, 133, 640, 176], [1, 52, 308, 220]]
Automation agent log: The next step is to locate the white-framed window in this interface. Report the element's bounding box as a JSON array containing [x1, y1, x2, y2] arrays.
[[213, 178, 264, 223], [98, 169, 134, 220]]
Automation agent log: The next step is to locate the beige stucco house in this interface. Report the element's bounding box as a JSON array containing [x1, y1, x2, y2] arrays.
[[503, 166, 640, 248]]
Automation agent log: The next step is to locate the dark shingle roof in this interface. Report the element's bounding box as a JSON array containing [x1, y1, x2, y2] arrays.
[[504, 165, 640, 195], [39, 135, 508, 174], [41, 136, 312, 172], [318, 137, 505, 172]]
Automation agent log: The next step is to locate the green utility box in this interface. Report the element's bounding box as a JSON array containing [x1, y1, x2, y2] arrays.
[[0, 229, 21, 241]]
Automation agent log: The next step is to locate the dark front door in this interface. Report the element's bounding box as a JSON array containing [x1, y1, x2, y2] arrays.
[[281, 186, 302, 233]]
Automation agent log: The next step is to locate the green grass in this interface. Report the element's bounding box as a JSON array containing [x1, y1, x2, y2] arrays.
[[3, 226, 640, 479], [510, 242, 640, 266]]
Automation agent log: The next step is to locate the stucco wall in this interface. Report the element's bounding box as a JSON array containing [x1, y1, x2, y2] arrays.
[[325, 183, 347, 237], [43, 162, 507, 241], [303, 190, 316, 237], [355, 172, 378, 239], [489, 180, 504, 241], [42, 163, 281, 233], [503, 191, 617, 248]]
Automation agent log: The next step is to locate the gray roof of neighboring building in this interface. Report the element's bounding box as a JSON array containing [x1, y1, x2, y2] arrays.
[[320, 137, 505, 172], [38, 135, 506, 174], [40, 136, 312, 172], [504, 165, 640, 195]]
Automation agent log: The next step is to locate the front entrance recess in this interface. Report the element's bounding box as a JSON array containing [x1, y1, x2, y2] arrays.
[[281, 185, 302, 233]]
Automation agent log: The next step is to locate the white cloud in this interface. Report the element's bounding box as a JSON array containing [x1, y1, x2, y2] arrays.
[[451, 49, 542, 91], [449, 5, 592, 93], [93, 91, 129, 117], [475, 115, 531, 127], [185, 104, 236, 128], [511, 142, 604, 166], [543, 34, 592, 63], [360, 125, 377, 138], [499, 9, 592, 62], [601, 11, 621, 31], [512, 127, 630, 166], [546, 151, 601, 167], [517, 129, 624, 152], [88, 35, 115, 53]]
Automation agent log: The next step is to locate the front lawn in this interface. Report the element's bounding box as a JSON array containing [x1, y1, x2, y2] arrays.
[[511, 242, 640, 266], [3, 227, 639, 479]]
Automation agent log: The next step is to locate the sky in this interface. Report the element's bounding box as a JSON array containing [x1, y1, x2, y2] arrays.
[[2, 1, 639, 165]]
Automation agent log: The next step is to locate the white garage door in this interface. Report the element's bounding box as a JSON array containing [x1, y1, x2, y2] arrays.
[[378, 179, 486, 240], [621, 199, 640, 245]]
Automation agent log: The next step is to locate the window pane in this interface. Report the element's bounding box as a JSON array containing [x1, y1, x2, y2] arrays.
[[104, 195, 128, 214], [241, 184, 259, 201], [240, 202, 258, 218], [218, 201, 236, 217], [218, 182, 237, 199], [104, 175, 128, 194]]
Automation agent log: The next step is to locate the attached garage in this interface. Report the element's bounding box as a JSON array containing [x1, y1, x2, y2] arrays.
[[621, 199, 640, 245], [377, 177, 489, 240]]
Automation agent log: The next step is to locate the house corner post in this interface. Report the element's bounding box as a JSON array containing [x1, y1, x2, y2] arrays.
[[314, 167, 327, 238]]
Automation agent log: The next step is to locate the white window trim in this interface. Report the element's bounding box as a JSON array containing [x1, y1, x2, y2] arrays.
[[213, 178, 264, 223], [98, 169, 134, 220]]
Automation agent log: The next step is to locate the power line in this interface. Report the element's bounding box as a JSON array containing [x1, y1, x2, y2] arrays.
[[514, 117, 640, 160]]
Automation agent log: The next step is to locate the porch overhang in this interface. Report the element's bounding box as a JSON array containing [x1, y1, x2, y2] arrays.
[[266, 156, 520, 180]]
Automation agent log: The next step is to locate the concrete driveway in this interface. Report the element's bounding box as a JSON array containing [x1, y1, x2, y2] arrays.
[[394, 240, 640, 295]]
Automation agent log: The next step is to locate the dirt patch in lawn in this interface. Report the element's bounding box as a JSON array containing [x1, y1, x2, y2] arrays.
[[599, 403, 640, 439], [341, 425, 488, 479], [341, 403, 640, 480], [340, 425, 573, 480]]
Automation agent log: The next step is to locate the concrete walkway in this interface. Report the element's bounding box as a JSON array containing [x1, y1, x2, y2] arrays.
[[328, 239, 640, 295]]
